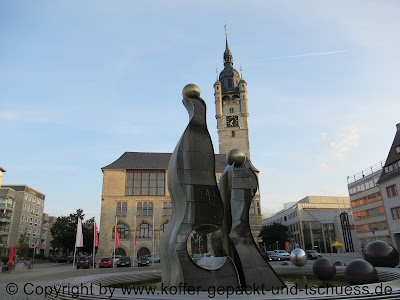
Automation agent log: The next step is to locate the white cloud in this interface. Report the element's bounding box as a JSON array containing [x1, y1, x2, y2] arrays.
[[317, 127, 360, 169], [330, 127, 359, 162]]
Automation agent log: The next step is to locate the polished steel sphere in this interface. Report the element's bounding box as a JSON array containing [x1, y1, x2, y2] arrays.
[[364, 240, 399, 268], [182, 84, 200, 98], [226, 149, 246, 167], [313, 258, 336, 281], [345, 259, 378, 285], [290, 248, 307, 267]]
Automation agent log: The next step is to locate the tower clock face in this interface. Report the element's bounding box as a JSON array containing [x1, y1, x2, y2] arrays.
[[226, 116, 239, 127]]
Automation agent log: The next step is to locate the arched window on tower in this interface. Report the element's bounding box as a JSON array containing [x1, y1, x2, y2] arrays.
[[116, 202, 121, 216], [250, 201, 255, 215], [143, 202, 148, 216], [162, 202, 168, 216], [148, 202, 153, 216], [137, 203, 142, 216], [256, 202, 261, 215], [122, 202, 127, 216]]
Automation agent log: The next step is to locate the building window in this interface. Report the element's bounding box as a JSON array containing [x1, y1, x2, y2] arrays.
[[391, 206, 400, 220], [112, 223, 129, 239], [250, 202, 255, 215], [126, 170, 165, 196], [162, 202, 168, 216], [137, 203, 142, 216], [396, 146, 400, 153], [116, 202, 121, 216], [143, 203, 148, 216], [137, 223, 152, 238], [27, 205, 30, 211], [160, 222, 168, 237], [229, 108, 234, 113], [232, 131, 235, 137], [168, 202, 172, 216], [387, 185, 398, 198], [21, 215, 24, 221], [228, 78, 232, 88], [122, 202, 127, 216], [148, 202, 153, 216]]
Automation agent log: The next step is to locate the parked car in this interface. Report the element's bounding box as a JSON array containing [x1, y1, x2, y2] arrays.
[[138, 256, 150, 267], [76, 256, 93, 269], [99, 257, 113, 268], [265, 251, 280, 261], [116, 256, 131, 267], [56, 256, 73, 263], [306, 250, 322, 260], [273, 250, 290, 261], [144, 254, 161, 263], [111, 255, 122, 264]]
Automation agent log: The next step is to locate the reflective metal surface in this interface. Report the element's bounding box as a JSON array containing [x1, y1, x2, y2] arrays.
[[290, 248, 307, 267], [345, 259, 378, 285], [364, 240, 399, 268], [312, 257, 336, 281]]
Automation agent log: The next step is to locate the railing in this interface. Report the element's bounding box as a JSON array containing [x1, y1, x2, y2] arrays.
[[0, 227, 10, 232], [0, 203, 14, 208], [0, 214, 12, 220], [347, 160, 385, 184]]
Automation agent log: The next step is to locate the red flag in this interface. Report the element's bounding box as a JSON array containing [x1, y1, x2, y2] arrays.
[[115, 225, 121, 246], [8, 245, 14, 264], [134, 227, 137, 246], [94, 220, 98, 247]]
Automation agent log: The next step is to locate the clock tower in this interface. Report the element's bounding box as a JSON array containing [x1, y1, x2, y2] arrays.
[[214, 34, 250, 158]]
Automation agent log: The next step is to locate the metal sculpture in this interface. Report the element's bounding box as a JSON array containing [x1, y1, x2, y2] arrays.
[[313, 257, 336, 281], [290, 248, 307, 267], [345, 259, 378, 285], [364, 240, 399, 268], [217, 149, 285, 288], [159, 84, 239, 289], [160, 84, 285, 290]]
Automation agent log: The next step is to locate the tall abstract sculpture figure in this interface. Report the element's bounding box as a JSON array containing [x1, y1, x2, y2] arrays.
[[160, 84, 285, 290], [217, 149, 285, 288], [159, 84, 239, 288]]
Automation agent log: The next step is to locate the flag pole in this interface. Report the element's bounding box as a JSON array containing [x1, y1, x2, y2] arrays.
[[152, 211, 155, 267], [92, 218, 96, 269], [134, 215, 137, 267], [113, 216, 116, 268]]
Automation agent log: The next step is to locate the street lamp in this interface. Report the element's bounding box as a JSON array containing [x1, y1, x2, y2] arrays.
[[276, 240, 279, 250]]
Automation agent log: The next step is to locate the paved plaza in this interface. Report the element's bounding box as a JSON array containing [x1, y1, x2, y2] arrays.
[[0, 253, 366, 299]]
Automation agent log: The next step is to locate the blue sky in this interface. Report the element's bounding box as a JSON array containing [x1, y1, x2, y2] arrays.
[[1, 1, 400, 223]]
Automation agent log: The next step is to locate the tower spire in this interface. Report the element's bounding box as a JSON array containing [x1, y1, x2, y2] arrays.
[[223, 23, 233, 66]]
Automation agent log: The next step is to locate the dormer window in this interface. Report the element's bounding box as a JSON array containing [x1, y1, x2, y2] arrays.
[[396, 146, 400, 153], [228, 79, 232, 88]]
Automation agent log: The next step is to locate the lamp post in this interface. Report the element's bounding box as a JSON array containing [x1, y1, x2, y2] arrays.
[[276, 240, 279, 250]]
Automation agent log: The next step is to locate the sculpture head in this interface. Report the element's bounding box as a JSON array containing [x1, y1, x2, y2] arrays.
[[226, 149, 246, 167]]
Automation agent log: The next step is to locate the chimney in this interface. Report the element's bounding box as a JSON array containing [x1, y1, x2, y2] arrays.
[[397, 123, 400, 130]]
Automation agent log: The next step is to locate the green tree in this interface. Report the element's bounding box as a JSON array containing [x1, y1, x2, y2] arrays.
[[50, 209, 86, 254], [18, 230, 30, 259], [258, 223, 289, 250]]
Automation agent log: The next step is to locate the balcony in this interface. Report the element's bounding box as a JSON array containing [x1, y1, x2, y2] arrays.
[[0, 227, 10, 234], [0, 203, 14, 209], [0, 214, 12, 222]]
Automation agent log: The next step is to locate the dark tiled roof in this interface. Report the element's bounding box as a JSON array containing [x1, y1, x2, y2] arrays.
[[378, 127, 400, 184], [102, 152, 230, 172]]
